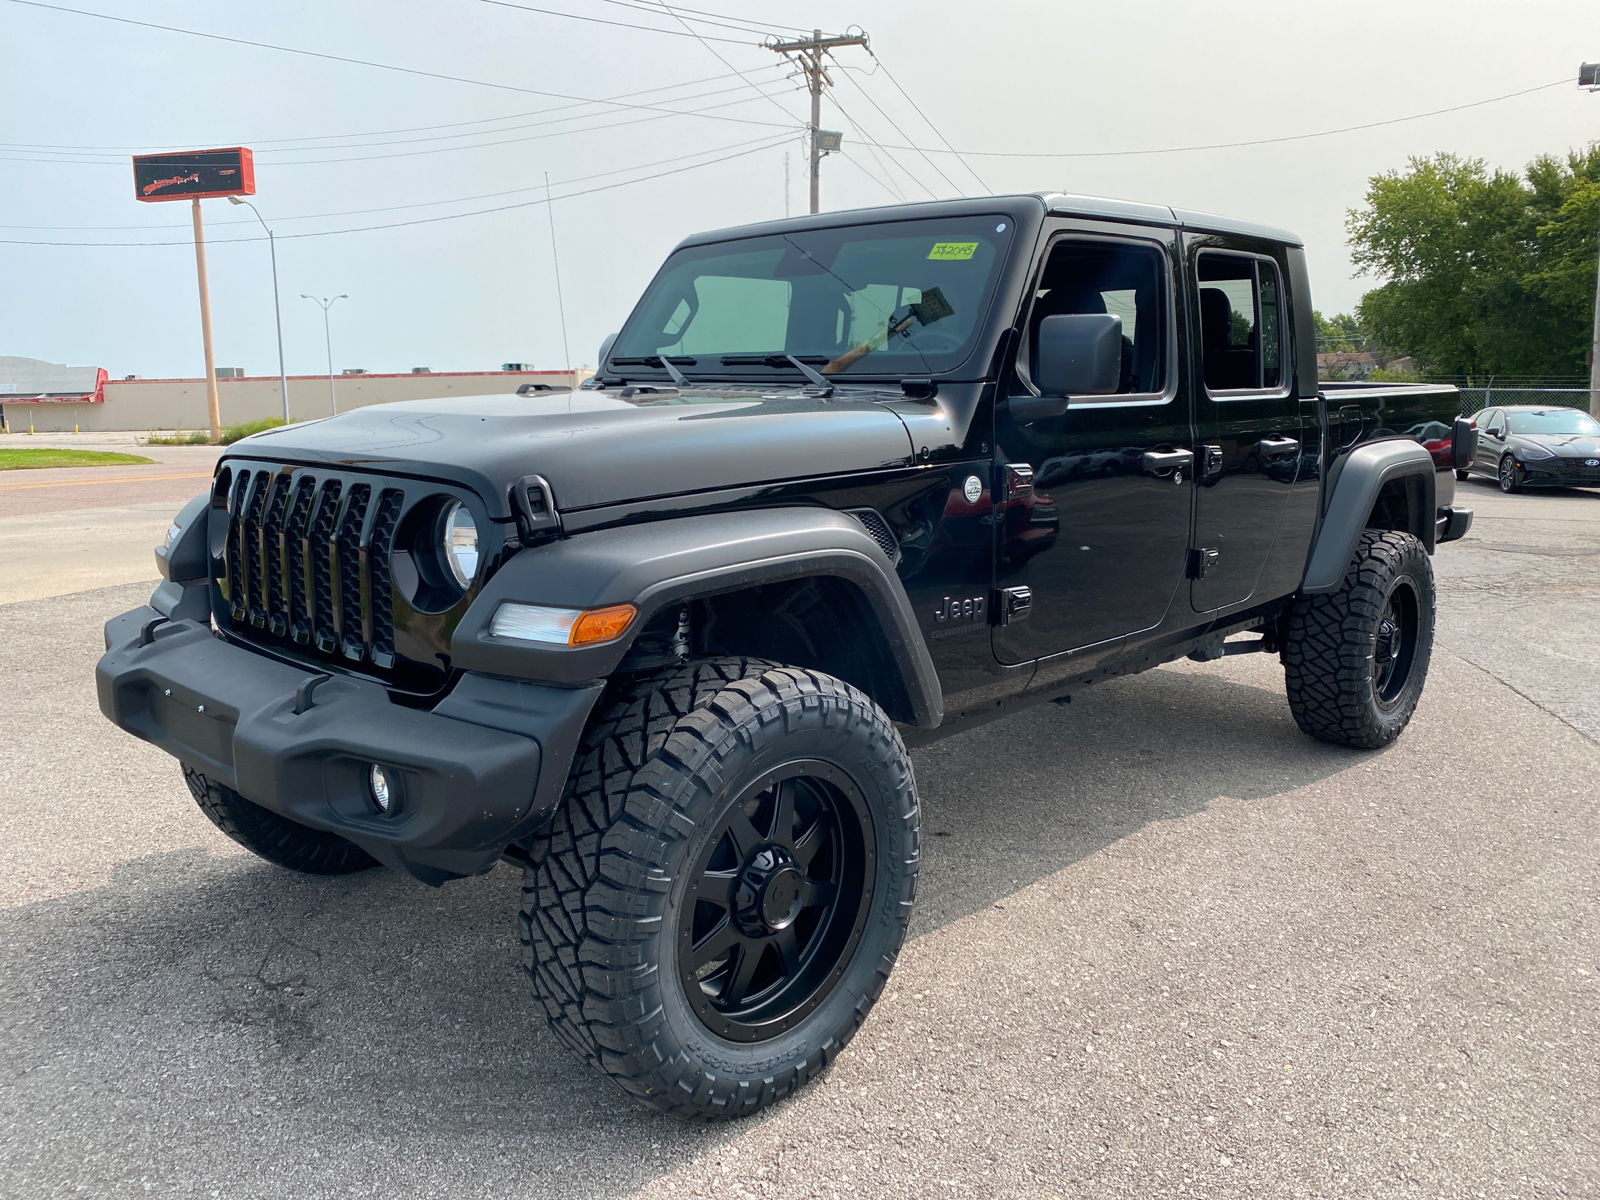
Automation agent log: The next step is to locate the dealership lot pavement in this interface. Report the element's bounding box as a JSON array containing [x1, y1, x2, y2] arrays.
[[0, 481, 1594, 1199], [0, 436, 221, 604]]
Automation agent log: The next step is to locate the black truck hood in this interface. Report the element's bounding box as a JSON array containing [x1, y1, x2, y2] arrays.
[[223, 388, 917, 517]]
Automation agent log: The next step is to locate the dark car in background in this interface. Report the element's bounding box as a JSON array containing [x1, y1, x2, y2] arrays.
[[1464, 405, 1600, 492]]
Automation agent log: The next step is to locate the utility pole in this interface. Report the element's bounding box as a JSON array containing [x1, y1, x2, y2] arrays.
[[1584, 63, 1600, 418], [766, 28, 869, 214]]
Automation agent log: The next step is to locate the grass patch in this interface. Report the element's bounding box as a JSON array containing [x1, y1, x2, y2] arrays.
[[0, 448, 156, 470], [147, 417, 288, 446]]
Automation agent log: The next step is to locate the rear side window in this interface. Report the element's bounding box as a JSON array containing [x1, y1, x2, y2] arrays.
[[1198, 253, 1284, 393], [1027, 238, 1169, 395]]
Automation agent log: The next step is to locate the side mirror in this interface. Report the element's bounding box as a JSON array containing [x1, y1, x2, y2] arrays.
[[1012, 313, 1122, 422], [1451, 416, 1478, 471], [597, 332, 618, 368]]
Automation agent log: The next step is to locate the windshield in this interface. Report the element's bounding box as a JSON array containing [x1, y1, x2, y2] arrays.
[[610, 215, 1013, 378], [1507, 408, 1600, 436]]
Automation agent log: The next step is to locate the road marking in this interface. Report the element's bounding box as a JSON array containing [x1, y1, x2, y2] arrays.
[[0, 471, 212, 492]]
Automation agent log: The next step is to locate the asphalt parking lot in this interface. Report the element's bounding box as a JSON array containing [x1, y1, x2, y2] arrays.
[[0, 467, 1595, 1199]]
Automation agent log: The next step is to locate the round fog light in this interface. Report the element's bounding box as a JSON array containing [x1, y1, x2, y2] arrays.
[[369, 764, 395, 814]]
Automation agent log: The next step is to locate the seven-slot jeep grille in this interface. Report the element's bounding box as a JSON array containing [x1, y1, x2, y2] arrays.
[[215, 463, 448, 685]]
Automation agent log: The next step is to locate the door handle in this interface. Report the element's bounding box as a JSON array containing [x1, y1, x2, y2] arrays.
[[1256, 436, 1299, 458], [1142, 448, 1194, 477]]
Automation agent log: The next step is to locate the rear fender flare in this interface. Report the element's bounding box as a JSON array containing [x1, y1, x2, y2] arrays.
[[1302, 439, 1437, 594], [450, 508, 944, 728]]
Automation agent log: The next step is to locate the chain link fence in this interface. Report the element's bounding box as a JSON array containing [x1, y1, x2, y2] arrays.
[[1456, 387, 1592, 416]]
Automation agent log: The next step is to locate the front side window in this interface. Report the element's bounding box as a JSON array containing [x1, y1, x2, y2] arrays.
[[1198, 252, 1284, 393], [1506, 408, 1600, 436], [610, 215, 1012, 378], [1024, 238, 1169, 395]]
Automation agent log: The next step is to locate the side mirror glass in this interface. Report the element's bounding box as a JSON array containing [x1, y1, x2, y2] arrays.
[[1035, 313, 1123, 398]]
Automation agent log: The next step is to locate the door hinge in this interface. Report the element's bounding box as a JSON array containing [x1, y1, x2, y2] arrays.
[[1004, 462, 1034, 499], [1187, 547, 1220, 579], [1201, 444, 1224, 477], [992, 586, 1032, 625]]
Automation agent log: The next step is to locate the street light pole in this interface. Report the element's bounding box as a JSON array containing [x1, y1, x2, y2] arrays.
[[302, 295, 348, 415], [1583, 63, 1600, 419], [230, 197, 289, 423]]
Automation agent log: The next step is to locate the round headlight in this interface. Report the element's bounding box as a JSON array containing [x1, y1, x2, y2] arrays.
[[441, 501, 479, 588]]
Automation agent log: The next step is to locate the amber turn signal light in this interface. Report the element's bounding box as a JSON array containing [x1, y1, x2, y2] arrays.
[[569, 604, 637, 645]]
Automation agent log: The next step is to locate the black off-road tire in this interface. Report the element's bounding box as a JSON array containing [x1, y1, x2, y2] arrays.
[[519, 657, 919, 1120], [1283, 529, 1435, 749], [183, 765, 380, 875]]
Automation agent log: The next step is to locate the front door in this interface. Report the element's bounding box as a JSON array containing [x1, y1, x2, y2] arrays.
[[1474, 407, 1507, 474], [1186, 239, 1303, 613], [993, 226, 1194, 663]]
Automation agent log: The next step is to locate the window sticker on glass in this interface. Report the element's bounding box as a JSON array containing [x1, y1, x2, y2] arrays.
[[928, 241, 979, 261]]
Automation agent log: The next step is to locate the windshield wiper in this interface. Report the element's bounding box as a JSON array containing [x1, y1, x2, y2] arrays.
[[718, 354, 830, 367], [716, 355, 835, 395], [610, 355, 696, 386], [785, 355, 833, 395]]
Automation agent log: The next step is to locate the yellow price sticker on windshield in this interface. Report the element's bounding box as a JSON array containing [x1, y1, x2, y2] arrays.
[[927, 241, 978, 261]]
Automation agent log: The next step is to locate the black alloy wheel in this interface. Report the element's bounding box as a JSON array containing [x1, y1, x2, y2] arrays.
[[1371, 580, 1420, 710], [1499, 454, 1521, 493], [679, 762, 872, 1043], [520, 657, 919, 1119], [1283, 529, 1436, 749]]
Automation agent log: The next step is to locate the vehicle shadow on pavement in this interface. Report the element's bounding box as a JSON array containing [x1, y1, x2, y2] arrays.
[[0, 662, 1359, 1197]]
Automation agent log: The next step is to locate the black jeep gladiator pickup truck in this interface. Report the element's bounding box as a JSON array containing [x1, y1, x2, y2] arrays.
[[97, 193, 1475, 1119]]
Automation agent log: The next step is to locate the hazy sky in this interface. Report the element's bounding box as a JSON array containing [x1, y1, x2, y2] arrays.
[[3, 0, 1596, 380]]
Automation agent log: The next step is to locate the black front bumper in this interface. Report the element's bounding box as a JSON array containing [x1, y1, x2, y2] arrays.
[[96, 607, 602, 884]]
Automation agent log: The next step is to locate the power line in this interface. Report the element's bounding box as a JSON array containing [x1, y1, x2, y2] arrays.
[[835, 150, 905, 203], [478, 0, 755, 44], [833, 62, 964, 198], [0, 84, 802, 168], [0, 65, 796, 157], [0, 135, 790, 231], [1, 0, 797, 128], [829, 96, 930, 200], [648, 0, 800, 125], [861, 50, 988, 193], [870, 78, 1575, 159], [589, 0, 810, 38], [0, 137, 793, 247]]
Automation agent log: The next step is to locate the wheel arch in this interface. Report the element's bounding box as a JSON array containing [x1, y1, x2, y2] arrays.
[[1302, 439, 1437, 595], [450, 507, 944, 728]]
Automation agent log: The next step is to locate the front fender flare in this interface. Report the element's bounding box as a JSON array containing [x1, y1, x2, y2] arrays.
[[1302, 439, 1437, 594], [450, 508, 944, 728]]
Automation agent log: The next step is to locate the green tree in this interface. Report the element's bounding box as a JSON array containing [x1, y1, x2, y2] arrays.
[[1313, 310, 1366, 352], [1347, 148, 1600, 381]]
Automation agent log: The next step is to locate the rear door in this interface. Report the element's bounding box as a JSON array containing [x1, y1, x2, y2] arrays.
[[1185, 238, 1302, 613], [992, 223, 1194, 662]]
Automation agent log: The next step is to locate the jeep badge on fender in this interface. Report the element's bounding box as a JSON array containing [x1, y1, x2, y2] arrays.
[[95, 191, 1473, 1122]]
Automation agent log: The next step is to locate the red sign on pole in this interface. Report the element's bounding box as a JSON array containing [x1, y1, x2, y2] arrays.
[[132, 148, 255, 202]]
